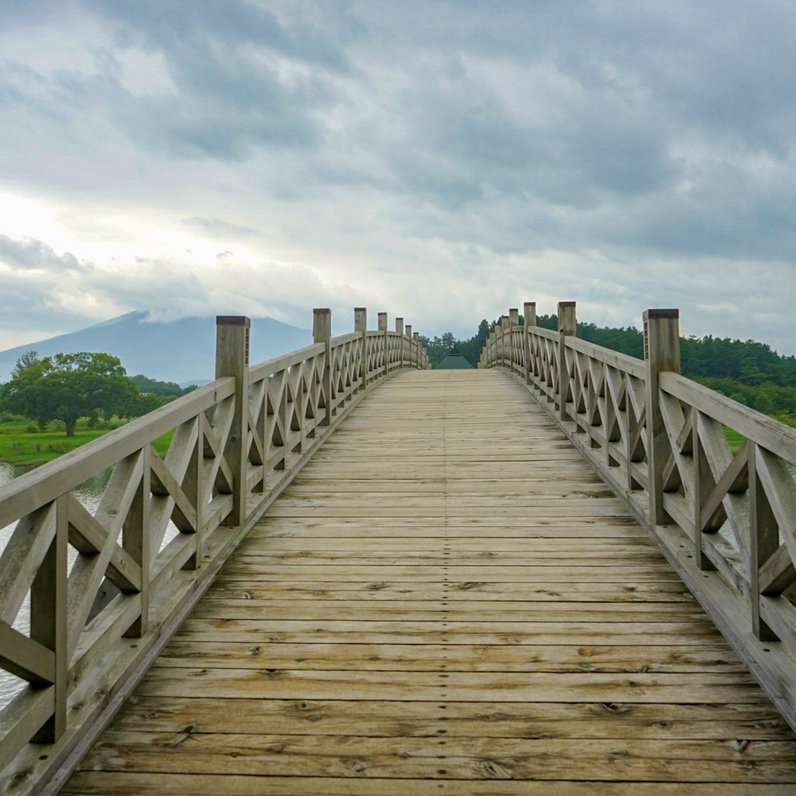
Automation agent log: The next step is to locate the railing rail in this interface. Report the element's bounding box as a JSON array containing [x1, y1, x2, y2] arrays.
[[480, 301, 796, 734], [0, 307, 428, 794]]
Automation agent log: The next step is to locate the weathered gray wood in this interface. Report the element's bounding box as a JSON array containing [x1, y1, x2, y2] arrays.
[[313, 309, 333, 426], [123, 447, 150, 638], [566, 335, 645, 378], [523, 301, 535, 384], [57, 369, 796, 795], [557, 301, 576, 421], [29, 496, 67, 743], [0, 378, 235, 530], [660, 372, 796, 461], [354, 307, 367, 391], [215, 316, 250, 527], [643, 308, 680, 526]]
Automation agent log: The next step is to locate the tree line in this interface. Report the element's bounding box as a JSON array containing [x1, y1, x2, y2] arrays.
[[422, 315, 796, 419], [0, 351, 195, 436]]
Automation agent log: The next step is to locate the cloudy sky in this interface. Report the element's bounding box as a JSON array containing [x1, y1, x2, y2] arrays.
[[1, 1, 795, 354]]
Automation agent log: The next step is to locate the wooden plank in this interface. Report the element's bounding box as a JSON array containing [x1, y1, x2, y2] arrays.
[[62, 773, 796, 795], [105, 696, 791, 738], [73, 732, 796, 782]]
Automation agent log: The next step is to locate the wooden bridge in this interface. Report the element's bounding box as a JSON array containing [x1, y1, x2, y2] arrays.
[[1, 304, 796, 793]]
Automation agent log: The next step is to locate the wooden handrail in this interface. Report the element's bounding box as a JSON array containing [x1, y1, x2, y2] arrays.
[[0, 308, 429, 794], [480, 300, 796, 735]]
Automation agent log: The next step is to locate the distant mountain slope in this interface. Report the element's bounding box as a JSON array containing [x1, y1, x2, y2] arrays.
[[0, 312, 311, 385]]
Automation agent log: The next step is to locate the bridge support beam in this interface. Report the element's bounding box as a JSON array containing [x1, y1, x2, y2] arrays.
[[216, 315, 250, 527]]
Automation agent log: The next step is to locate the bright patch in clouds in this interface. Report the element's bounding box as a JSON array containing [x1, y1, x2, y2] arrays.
[[0, 0, 794, 355]]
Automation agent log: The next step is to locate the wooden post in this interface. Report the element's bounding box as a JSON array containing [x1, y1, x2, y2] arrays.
[[524, 301, 536, 384], [558, 302, 576, 422], [405, 324, 413, 368], [378, 312, 388, 376], [215, 315, 250, 527], [499, 315, 508, 367], [750, 446, 779, 641], [30, 497, 67, 742], [395, 317, 404, 367], [354, 307, 367, 390], [413, 332, 420, 369], [643, 308, 680, 526], [313, 308, 333, 426], [509, 308, 519, 371]]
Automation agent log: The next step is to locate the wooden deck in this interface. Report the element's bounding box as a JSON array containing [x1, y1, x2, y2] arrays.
[[63, 370, 796, 794]]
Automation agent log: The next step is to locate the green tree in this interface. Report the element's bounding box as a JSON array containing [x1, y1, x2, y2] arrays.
[[1, 352, 137, 436]]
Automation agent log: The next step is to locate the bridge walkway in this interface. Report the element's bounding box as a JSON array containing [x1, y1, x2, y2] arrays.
[[63, 369, 796, 793]]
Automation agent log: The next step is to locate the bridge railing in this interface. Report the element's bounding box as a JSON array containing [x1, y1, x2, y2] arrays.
[[0, 307, 428, 793], [480, 300, 796, 734]]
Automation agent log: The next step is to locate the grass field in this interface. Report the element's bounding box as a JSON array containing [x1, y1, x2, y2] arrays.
[[0, 417, 173, 467]]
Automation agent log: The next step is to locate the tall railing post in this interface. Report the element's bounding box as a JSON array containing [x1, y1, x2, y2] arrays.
[[557, 302, 577, 422], [405, 324, 413, 368], [413, 332, 420, 369], [396, 317, 404, 367], [313, 308, 333, 426], [378, 312, 388, 376], [498, 315, 508, 367], [509, 308, 519, 371], [524, 301, 536, 384], [354, 307, 367, 391], [215, 315, 250, 526], [643, 308, 680, 526]]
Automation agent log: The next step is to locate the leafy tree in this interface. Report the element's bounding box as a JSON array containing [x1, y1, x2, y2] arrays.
[[1, 352, 138, 436], [130, 374, 195, 397]]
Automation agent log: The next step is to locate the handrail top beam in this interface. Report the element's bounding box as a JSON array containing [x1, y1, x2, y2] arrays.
[[0, 377, 236, 528]]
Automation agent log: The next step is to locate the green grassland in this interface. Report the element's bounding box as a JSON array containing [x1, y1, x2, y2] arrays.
[[0, 416, 173, 467]]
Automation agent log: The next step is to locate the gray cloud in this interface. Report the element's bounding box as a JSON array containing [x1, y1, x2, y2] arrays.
[[0, 1, 794, 353], [0, 235, 84, 272]]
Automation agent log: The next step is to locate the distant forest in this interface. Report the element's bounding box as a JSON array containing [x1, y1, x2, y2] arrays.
[[421, 315, 796, 420]]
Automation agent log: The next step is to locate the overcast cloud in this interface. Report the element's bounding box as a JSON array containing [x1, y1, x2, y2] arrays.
[[0, 0, 795, 353]]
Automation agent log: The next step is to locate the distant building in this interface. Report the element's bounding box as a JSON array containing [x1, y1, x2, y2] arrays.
[[435, 352, 474, 369]]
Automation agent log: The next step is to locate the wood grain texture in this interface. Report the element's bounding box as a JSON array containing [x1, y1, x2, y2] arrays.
[[63, 369, 796, 793]]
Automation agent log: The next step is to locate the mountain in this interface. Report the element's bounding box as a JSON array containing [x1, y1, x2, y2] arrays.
[[0, 312, 311, 385]]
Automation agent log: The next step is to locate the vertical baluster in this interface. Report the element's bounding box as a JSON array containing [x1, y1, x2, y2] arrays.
[[750, 445, 779, 641], [124, 448, 151, 629], [30, 498, 67, 743]]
